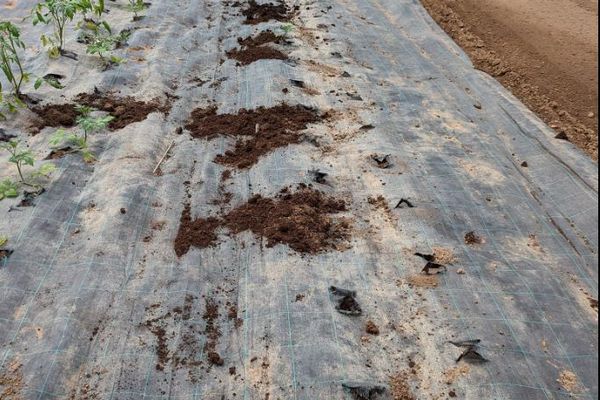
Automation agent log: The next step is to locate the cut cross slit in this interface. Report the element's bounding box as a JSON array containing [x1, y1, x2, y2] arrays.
[[395, 199, 415, 209], [450, 340, 489, 363], [371, 154, 391, 169], [329, 286, 362, 316]]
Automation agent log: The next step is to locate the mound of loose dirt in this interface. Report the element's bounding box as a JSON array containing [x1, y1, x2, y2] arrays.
[[185, 104, 323, 168], [30, 103, 78, 134], [237, 30, 283, 47], [30, 93, 171, 133], [77, 92, 171, 131], [174, 186, 350, 256], [242, 0, 291, 24], [227, 46, 288, 66]]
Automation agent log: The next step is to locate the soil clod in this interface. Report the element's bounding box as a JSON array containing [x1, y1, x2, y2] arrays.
[[464, 231, 483, 245], [365, 321, 380, 335]]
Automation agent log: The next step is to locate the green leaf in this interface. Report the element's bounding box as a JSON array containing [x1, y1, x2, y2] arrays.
[[34, 78, 43, 90], [0, 236, 7, 247]]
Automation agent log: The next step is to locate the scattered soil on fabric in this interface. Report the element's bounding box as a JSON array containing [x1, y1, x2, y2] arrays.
[[390, 371, 416, 400], [557, 370, 579, 393], [174, 186, 350, 256], [185, 104, 323, 168], [203, 299, 223, 366], [227, 46, 288, 66], [77, 92, 171, 131], [407, 274, 439, 288], [0, 361, 23, 399], [433, 247, 456, 264], [30, 103, 78, 134], [443, 364, 470, 385], [242, 0, 292, 24], [464, 231, 483, 245], [420, 0, 598, 160], [143, 312, 172, 371]]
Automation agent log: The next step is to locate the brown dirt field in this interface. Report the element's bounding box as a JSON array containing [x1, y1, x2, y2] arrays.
[[420, 0, 598, 160]]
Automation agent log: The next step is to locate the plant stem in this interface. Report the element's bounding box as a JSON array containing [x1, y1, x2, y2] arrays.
[[16, 162, 25, 183]]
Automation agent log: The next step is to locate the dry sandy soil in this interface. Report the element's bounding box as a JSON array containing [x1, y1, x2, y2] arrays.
[[421, 0, 599, 160]]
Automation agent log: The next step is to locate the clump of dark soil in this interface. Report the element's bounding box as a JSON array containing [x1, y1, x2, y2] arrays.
[[464, 231, 483, 245], [237, 30, 283, 47], [30, 103, 78, 134], [174, 185, 350, 256], [242, 0, 291, 24], [77, 92, 171, 131], [174, 204, 221, 257], [203, 299, 223, 366], [30, 92, 171, 133], [227, 46, 288, 66], [185, 104, 323, 168], [365, 321, 380, 335]]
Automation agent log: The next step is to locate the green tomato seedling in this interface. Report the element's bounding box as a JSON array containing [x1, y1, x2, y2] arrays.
[[127, 0, 146, 20], [32, 0, 81, 57], [50, 106, 114, 162], [1, 139, 35, 184]]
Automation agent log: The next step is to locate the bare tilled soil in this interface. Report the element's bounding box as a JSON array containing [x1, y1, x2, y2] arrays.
[[420, 0, 599, 160]]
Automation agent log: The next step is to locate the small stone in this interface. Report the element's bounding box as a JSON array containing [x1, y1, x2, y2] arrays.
[[457, 269, 466, 275], [588, 112, 595, 118]]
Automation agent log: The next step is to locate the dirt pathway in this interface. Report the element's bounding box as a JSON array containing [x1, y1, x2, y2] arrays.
[[421, 0, 599, 160]]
